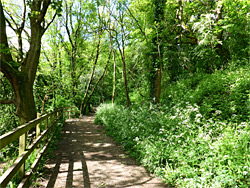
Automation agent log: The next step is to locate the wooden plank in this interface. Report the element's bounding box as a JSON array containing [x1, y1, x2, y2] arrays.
[[36, 114, 41, 138], [17, 128, 57, 188], [50, 113, 53, 125], [0, 150, 29, 187], [0, 123, 54, 187], [0, 108, 63, 187], [44, 117, 48, 142], [18, 133, 26, 178], [0, 114, 47, 150]]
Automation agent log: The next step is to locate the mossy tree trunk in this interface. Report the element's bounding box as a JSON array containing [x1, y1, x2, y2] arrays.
[[149, 0, 166, 104], [0, 0, 58, 123]]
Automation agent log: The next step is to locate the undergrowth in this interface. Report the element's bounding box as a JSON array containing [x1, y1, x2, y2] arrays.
[[0, 114, 65, 188], [95, 68, 250, 187], [28, 117, 64, 187]]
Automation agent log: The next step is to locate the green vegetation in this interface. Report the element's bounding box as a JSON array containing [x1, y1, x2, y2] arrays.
[[95, 68, 250, 187], [0, 111, 65, 187], [1, 0, 250, 187]]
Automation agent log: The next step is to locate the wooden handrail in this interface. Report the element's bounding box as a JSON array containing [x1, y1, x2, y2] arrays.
[[0, 107, 77, 188], [64, 107, 76, 119]]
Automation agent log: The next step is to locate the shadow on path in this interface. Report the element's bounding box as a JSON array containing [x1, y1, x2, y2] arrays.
[[37, 114, 170, 188]]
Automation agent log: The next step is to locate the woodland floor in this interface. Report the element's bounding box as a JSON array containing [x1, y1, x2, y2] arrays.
[[34, 113, 169, 188]]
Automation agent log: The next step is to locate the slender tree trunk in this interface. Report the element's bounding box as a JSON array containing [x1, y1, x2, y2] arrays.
[[59, 51, 62, 79], [108, 25, 116, 107], [112, 49, 116, 107], [80, 35, 101, 114], [116, 33, 131, 107], [71, 48, 77, 96], [121, 55, 130, 107], [82, 51, 111, 113]]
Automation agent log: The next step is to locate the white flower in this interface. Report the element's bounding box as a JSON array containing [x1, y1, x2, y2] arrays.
[[134, 137, 139, 141], [243, 171, 248, 175], [171, 116, 176, 119], [215, 110, 222, 114]]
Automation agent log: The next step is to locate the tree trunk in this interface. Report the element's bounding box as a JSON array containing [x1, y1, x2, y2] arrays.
[[112, 49, 116, 107], [108, 28, 116, 107], [71, 48, 77, 96], [14, 77, 37, 123], [214, 2, 229, 64], [121, 55, 131, 107], [116, 33, 131, 107], [149, 0, 166, 104], [0, 0, 56, 123], [80, 34, 101, 114], [82, 51, 111, 113]]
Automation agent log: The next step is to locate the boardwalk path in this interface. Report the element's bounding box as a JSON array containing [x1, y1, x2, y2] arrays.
[[35, 114, 168, 188]]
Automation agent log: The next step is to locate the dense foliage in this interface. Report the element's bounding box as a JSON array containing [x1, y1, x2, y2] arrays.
[[95, 67, 250, 187], [1, 0, 250, 187]]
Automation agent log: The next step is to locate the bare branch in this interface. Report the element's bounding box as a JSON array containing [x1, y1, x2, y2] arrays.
[[42, 12, 57, 35], [23, 29, 31, 42], [65, 1, 74, 48], [4, 16, 16, 32], [3, 9, 18, 30], [19, 0, 26, 30]]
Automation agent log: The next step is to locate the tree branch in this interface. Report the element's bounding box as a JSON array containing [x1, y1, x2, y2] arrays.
[[0, 99, 15, 104], [37, 0, 51, 23], [42, 12, 57, 35], [82, 50, 112, 114], [4, 15, 16, 32], [19, 0, 26, 31], [124, 4, 148, 44], [0, 1, 14, 69], [0, 59, 18, 83], [65, 1, 74, 48], [3, 9, 18, 30]]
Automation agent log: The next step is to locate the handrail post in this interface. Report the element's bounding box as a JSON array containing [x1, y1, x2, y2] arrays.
[[44, 116, 48, 142], [18, 120, 26, 178], [50, 113, 53, 125], [0, 108, 73, 187], [36, 113, 41, 138], [53, 112, 55, 122], [63, 108, 66, 120]]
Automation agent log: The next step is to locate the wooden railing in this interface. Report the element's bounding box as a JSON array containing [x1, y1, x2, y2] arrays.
[[65, 106, 76, 119], [0, 107, 77, 188]]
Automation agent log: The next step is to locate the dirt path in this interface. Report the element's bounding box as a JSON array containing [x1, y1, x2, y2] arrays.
[[35, 114, 169, 188]]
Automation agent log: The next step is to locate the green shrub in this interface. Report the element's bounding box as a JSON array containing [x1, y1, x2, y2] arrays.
[[95, 101, 250, 187], [164, 68, 250, 122]]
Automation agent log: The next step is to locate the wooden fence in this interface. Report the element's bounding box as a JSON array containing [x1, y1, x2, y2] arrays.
[[0, 107, 76, 188]]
